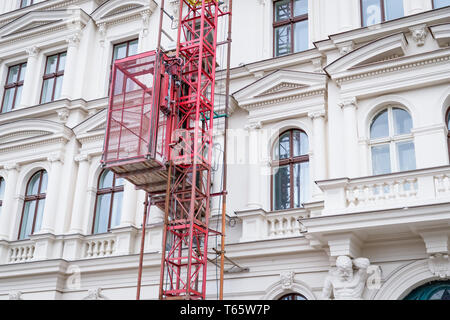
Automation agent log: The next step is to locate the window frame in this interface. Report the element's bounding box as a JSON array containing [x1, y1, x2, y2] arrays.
[[20, 0, 34, 8], [360, 0, 404, 27], [273, 0, 309, 57], [271, 129, 310, 211], [40, 52, 66, 104], [278, 293, 307, 300], [1, 62, 27, 113], [18, 170, 47, 240], [92, 170, 125, 234], [369, 106, 415, 175]]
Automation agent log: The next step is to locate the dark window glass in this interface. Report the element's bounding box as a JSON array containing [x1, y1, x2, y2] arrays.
[[19, 170, 47, 240], [273, 130, 310, 210], [40, 52, 66, 104], [93, 170, 124, 234], [274, 0, 308, 57], [1, 63, 27, 113], [361, 0, 404, 27], [404, 281, 450, 300], [279, 293, 307, 300], [433, 0, 450, 9]]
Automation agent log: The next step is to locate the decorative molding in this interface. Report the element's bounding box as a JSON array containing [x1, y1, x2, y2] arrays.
[[257, 82, 307, 97], [25, 45, 40, 57], [338, 97, 357, 110], [308, 110, 326, 120], [8, 291, 23, 300], [83, 288, 109, 300], [57, 109, 70, 124], [409, 24, 428, 47], [244, 121, 262, 131], [74, 154, 91, 163], [280, 271, 295, 290], [428, 254, 450, 279], [337, 41, 354, 56]]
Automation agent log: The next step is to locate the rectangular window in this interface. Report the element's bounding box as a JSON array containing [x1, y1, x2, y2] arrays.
[[40, 52, 66, 104], [273, 0, 309, 57], [361, 0, 404, 27], [112, 39, 139, 63], [1, 62, 27, 113], [20, 0, 33, 8], [433, 0, 450, 9]]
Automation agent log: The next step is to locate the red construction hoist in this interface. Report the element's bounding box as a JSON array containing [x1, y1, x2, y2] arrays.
[[101, 0, 232, 300]]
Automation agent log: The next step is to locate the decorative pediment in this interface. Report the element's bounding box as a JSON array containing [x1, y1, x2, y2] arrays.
[[73, 109, 107, 138], [233, 70, 327, 110], [92, 0, 157, 24], [326, 33, 408, 76], [0, 10, 90, 40], [0, 119, 72, 151]]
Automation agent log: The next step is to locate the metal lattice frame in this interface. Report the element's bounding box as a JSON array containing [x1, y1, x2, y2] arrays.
[[159, 0, 221, 300]]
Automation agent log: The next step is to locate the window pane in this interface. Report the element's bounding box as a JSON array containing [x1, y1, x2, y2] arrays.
[[294, 162, 309, 208], [448, 111, 450, 130], [294, 0, 308, 16], [362, 0, 382, 26], [7, 65, 20, 84], [434, 0, 450, 8], [372, 144, 391, 175], [115, 176, 125, 187], [274, 165, 291, 210], [293, 131, 309, 156], [14, 86, 23, 108], [275, 25, 291, 56], [33, 199, 45, 234], [58, 53, 66, 72], [54, 76, 63, 100], [278, 132, 291, 160], [110, 192, 123, 229], [45, 55, 58, 74], [94, 194, 111, 234], [2, 88, 16, 113], [370, 110, 389, 139], [275, 0, 291, 22], [99, 170, 114, 189], [41, 78, 55, 103], [397, 141, 416, 172], [27, 172, 42, 195], [20, 201, 36, 240], [113, 43, 128, 61], [128, 40, 139, 56], [393, 108, 412, 135], [19, 63, 27, 82], [384, 0, 404, 21], [294, 19, 309, 52], [40, 171, 48, 194]]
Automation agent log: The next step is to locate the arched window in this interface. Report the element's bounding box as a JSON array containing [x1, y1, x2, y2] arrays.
[[272, 129, 309, 211], [92, 170, 125, 234], [370, 107, 416, 175], [404, 281, 450, 300], [279, 293, 307, 300], [18, 170, 47, 240], [0, 177, 5, 216]]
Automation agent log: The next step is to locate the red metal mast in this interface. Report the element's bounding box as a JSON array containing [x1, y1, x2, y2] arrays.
[[159, 0, 222, 300]]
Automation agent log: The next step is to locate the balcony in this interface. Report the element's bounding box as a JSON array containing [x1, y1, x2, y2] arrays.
[[317, 165, 450, 216]]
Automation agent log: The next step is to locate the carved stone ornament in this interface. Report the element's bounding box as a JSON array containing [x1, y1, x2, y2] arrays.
[[322, 256, 372, 300], [9, 291, 23, 300], [409, 25, 428, 47], [83, 288, 108, 300], [428, 254, 450, 279], [280, 271, 295, 290]]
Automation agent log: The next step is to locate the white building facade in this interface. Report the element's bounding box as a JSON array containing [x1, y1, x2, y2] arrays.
[[0, 0, 449, 300]]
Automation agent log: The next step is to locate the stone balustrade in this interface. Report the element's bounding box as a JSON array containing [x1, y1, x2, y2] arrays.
[[317, 165, 450, 215], [83, 235, 116, 258], [7, 241, 35, 264]]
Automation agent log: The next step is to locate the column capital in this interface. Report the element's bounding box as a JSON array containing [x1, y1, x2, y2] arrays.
[[74, 154, 91, 163], [4, 162, 20, 171], [338, 97, 358, 110], [244, 121, 262, 131], [47, 153, 63, 163], [66, 32, 82, 48], [26, 46, 40, 58], [308, 110, 326, 120]]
